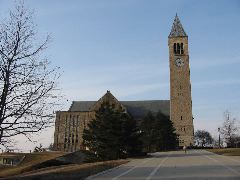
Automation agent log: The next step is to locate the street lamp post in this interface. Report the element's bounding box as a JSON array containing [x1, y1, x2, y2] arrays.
[[218, 127, 221, 148]]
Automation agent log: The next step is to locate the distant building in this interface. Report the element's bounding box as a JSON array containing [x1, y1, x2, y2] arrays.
[[0, 153, 25, 166], [54, 15, 194, 152]]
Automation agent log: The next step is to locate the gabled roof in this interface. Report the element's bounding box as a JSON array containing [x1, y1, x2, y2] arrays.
[[169, 14, 187, 38], [69, 100, 170, 118], [89, 90, 127, 112]]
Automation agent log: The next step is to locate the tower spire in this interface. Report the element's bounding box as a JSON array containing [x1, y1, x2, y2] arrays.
[[169, 14, 187, 38]]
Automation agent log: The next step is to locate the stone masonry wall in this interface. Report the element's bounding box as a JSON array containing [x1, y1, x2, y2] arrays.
[[169, 37, 194, 146], [54, 111, 95, 152]]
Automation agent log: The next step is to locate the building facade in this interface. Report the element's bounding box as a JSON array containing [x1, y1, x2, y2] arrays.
[[54, 91, 169, 152], [53, 15, 194, 152]]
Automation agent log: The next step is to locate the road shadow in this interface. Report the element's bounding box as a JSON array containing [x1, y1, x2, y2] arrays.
[[95, 164, 240, 179]]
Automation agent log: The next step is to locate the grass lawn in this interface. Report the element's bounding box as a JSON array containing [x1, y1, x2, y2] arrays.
[[0, 151, 129, 180], [0, 151, 66, 177], [19, 159, 129, 179], [4, 159, 129, 180], [206, 148, 240, 156]]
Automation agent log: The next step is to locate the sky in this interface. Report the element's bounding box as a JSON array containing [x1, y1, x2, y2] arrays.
[[0, 0, 240, 152]]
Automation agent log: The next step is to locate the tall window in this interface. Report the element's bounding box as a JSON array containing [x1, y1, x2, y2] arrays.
[[181, 43, 184, 54], [76, 134, 79, 143], [173, 43, 184, 55], [174, 43, 177, 54], [72, 116, 75, 127]]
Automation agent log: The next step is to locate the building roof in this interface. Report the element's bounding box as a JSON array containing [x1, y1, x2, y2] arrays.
[[169, 14, 187, 38], [122, 100, 170, 118], [69, 101, 96, 112], [69, 100, 170, 118]]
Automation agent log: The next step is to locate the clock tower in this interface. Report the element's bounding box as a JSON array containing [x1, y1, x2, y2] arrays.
[[168, 15, 194, 146]]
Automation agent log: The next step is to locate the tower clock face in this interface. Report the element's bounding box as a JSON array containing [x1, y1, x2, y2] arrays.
[[175, 58, 184, 67]]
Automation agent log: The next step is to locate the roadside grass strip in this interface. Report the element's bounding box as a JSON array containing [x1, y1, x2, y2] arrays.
[[197, 150, 240, 176], [205, 150, 240, 164]]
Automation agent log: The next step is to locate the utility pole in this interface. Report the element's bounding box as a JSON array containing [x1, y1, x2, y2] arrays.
[[218, 127, 221, 148]]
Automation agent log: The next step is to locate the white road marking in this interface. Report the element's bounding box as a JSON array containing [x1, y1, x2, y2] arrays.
[[197, 150, 240, 176], [111, 158, 153, 180], [145, 153, 170, 180], [86, 163, 126, 180]]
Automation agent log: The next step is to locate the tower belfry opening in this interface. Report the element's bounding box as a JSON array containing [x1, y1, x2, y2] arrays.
[[174, 43, 184, 55]]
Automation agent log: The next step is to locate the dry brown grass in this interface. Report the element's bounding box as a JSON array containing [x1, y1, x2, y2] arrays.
[[4, 159, 129, 180], [24, 159, 128, 176], [207, 148, 240, 156], [0, 151, 66, 177]]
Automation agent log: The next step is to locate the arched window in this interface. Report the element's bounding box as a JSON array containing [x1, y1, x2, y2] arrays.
[[174, 43, 184, 55]]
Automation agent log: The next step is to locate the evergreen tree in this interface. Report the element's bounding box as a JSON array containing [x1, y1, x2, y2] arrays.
[[121, 113, 142, 156], [140, 111, 178, 152], [83, 103, 141, 161], [140, 112, 155, 152], [155, 111, 178, 151]]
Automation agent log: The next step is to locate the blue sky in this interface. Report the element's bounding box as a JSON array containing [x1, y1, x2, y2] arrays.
[[0, 0, 240, 151]]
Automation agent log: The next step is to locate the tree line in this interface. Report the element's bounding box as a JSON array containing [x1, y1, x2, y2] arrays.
[[83, 103, 178, 161], [195, 111, 240, 148], [84, 103, 240, 161]]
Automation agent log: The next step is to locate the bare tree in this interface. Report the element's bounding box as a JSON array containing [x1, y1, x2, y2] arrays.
[[220, 111, 239, 147], [0, 2, 60, 146]]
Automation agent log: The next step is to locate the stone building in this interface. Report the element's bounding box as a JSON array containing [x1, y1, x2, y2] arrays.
[[54, 91, 169, 152], [53, 15, 194, 152]]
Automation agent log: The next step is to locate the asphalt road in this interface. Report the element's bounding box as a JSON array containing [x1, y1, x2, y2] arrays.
[[86, 150, 240, 180]]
